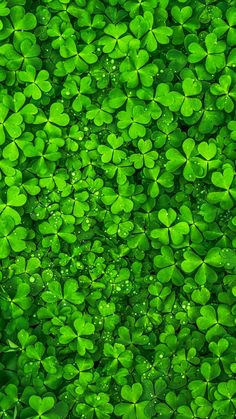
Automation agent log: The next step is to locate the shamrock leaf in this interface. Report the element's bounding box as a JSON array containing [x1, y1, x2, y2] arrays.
[[130, 15, 149, 39], [1, 282, 31, 318], [102, 184, 134, 214], [188, 33, 226, 73], [99, 23, 131, 54], [42, 279, 84, 306], [104, 343, 133, 370], [142, 12, 173, 51], [115, 382, 152, 419], [86, 105, 113, 126], [76, 393, 113, 419], [29, 395, 55, 417], [120, 50, 158, 88], [154, 27, 173, 44], [196, 305, 234, 342], [181, 247, 223, 285], [210, 74, 236, 113], [0, 216, 27, 258], [59, 314, 95, 355], [39, 213, 76, 252], [108, 88, 127, 109], [143, 165, 174, 198], [213, 380, 236, 416], [0, 186, 27, 224], [154, 246, 184, 284], [213, 7, 236, 46], [18, 65, 52, 100], [151, 208, 189, 246], [171, 6, 199, 45], [117, 106, 151, 139], [208, 165, 236, 209], [48, 102, 70, 127], [191, 287, 210, 305], [166, 138, 207, 181], [198, 142, 217, 160], [0, 105, 23, 144], [137, 84, 171, 117], [10, 6, 36, 31], [98, 134, 126, 164], [170, 78, 202, 117], [130, 139, 158, 169]]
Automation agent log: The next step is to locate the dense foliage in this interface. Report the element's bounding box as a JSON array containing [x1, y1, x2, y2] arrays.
[[0, 0, 236, 417]]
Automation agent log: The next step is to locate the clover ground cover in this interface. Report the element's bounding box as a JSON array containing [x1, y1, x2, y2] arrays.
[[0, 0, 236, 418]]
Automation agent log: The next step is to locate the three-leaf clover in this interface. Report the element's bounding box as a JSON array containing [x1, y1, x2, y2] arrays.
[[151, 208, 189, 246], [115, 383, 150, 419], [130, 139, 158, 169], [98, 134, 126, 164], [120, 50, 158, 88], [42, 279, 84, 306], [29, 395, 55, 419], [76, 393, 113, 419], [188, 33, 226, 73], [18, 65, 52, 100], [166, 138, 206, 182], [117, 105, 151, 139], [0, 105, 23, 144], [39, 213, 76, 253], [59, 314, 95, 355], [207, 165, 236, 209], [0, 215, 27, 258], [210, 75, 236, 113], [170, 78, 202, 117]]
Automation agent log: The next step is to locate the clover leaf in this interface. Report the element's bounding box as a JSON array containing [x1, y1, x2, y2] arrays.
[[18, 65, 52, 100], [59, 314, 95, 355], [76, 393, 113, 419], [210, 74, 236, 113], [42, 279, 84, 305], [130, 139, 158, 169], [48, 102, 70, 127], [98, 134, 126, 164], [120, 50, 158, 88], [115, 383, 151, 419], [117, 105, 151, 139], [151, 208, 189, 246], [0, 215, 27, 258], [29, 395, 55, 418], [208, 165, 236, 209], [213, 380, 236, 416], [0, 105, 23, 144], [213, 7, 236, 46], [188, 33, 226, 73]]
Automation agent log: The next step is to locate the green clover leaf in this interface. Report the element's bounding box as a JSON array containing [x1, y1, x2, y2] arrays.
[[117, 105, 151, 139], [188, 33, 226, 73], [29, 395, 55, 417], [120, 50, 158, 88]]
